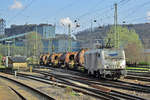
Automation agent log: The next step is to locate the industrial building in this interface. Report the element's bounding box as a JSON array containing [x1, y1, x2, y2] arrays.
[[42, 34, 80, 53], [5, 24, 55, 38], [0, 23, 80, 55]]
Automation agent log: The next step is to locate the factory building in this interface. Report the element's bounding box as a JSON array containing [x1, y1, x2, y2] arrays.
[[5, 24, 55, 38], [4, 24, 56, 49], [42, 34, 80, 53], [53, 34, 80, 53], [36, 24, 55, 39], [2, 23, 81, 54]]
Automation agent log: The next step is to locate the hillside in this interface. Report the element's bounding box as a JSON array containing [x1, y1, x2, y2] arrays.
[[76, 23, 150, 48]]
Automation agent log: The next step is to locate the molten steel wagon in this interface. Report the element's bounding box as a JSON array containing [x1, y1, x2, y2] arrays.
[[59, 52, 78, 69]]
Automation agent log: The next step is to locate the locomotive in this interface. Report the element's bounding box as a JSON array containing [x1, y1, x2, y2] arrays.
[[84, 49, 126, 79], [40, 48, 126, 79]]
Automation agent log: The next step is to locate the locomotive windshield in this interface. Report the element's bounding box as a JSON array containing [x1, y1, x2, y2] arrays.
[[104, 50, 124, 60]]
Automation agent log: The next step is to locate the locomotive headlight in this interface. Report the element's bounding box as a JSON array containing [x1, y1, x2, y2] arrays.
[[104, 65, 109, 69]]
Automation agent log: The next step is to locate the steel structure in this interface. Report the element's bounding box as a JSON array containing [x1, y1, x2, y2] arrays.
[[0, 19, 5, 35], [0, 32, 31, 42]]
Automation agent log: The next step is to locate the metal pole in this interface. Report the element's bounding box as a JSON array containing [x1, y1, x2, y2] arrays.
[[7, 44, 9, 56], [13, 38, 15, 56], [48, 38, 50, 54], [91, 19, 93, 33], [114, 3, 118, 49], [8, 42, 10, 56], [25, 40, 27, 57], [68, 24, 71, 52], [35, 26, 37, 57], [6, 41, 11, 56], [49, 38, 53, 54], [48, 26, 52, 54], [51, 38, 53, 53]]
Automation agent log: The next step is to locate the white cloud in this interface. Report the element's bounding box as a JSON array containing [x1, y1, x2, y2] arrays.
[[60, 17, 75, 27], [147, 12, 150, 20], [10, 0, 23, 10]]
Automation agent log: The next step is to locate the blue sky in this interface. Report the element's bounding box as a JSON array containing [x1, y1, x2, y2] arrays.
[[1, 0, 150, 33]]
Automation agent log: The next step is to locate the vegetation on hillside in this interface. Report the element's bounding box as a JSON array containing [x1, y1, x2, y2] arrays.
[[0, 32, 43, 58], [76, 24, 150, 64], [76, 23, 150, 48], [106, 26, 143, 64], [0, 44, 26, 56]]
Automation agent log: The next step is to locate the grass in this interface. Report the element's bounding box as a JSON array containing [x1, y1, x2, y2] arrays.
[[126, 67, 149, 70], [0, 65, 6, 69], [126, 66, 150, 72], [64, 86, 73, 94]]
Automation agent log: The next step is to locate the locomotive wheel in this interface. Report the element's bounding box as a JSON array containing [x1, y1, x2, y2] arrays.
[[88, 72, 94, 77], [84, 69, 88, 74]]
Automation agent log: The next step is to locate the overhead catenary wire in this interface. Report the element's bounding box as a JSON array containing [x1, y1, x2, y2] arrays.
[[78, 0, 126, 19], [77, 0, 107, 19], [44, 0, 81, 23], [117, 0, 131, 9], [7, 0, 35, 25], [127, 16, 147, 23], [122, 0, 150, 22], [77, 0, 129, 28]]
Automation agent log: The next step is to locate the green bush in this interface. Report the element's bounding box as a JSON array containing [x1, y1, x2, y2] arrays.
[[0, 54, 2, 65], [26, 56, 39, 65], [64, 86, 73, 94], [139, 62, 150, 65]]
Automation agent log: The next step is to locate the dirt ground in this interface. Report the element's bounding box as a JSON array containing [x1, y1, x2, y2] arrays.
[[109, 78, 150, 100], [0, 80, 21, 100], [0, 72, 99, 100], [33, 68, 150, 100]]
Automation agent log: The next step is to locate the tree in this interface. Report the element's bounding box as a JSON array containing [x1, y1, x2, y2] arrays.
[[106, 26, 142, 48], [0, 44, 7, 56], [0, 44, 26, 56], [25, 32, 43, 57], [0, 53, 2, 65], [105, 26, 143, 64], [124, 42, 143, 64]]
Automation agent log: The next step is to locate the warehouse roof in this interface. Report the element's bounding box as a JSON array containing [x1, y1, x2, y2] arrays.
[[10, 56, 26, 63]]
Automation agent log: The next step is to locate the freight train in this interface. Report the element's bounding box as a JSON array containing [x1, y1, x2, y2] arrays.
[[40, 48, 126, 79]]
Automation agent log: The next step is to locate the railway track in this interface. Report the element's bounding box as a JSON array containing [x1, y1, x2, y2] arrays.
[[35, 69, 150, 93], [22, 69, 146, 100], [8, 86, 26, 100], [8, 72, 115, 100], [0, 73, 55, 100], [34, 67, 150, 92], [127, 72, 150, 77], [125, 75, 150, 82]]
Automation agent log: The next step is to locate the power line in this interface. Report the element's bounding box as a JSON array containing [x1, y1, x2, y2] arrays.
[[7, 0, 35, 25], [54, 0, 77, 15], [78, 0, 127, 24], [127, 16, 147, 22], [77, 0, 107, 19], [118, 0, 130, 5], [44, 0, 79, 21], [78, 1, 127, 28], [118, 0, 131, 8], [123, 0, 150, 21], [78, 4, 114, 19]]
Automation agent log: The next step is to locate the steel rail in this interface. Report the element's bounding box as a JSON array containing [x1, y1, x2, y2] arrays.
[[0, 75, 55, 100], [33, 70, 145, 100]]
